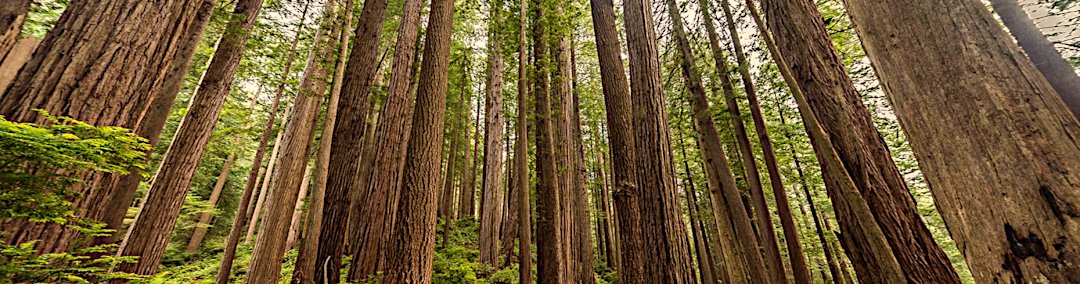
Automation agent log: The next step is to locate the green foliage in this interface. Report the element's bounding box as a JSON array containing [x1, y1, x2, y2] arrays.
[[0, 112, 149, 283]]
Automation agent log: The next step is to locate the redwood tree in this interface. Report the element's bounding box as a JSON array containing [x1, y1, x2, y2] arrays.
[[479, 0, 507, 265], [380, 0, 455, 279], [843, 0, 1080, 281]]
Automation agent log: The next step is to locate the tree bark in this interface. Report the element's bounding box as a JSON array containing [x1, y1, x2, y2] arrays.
[[622, 0, 694, 280], [842, 0, 1080, 281], [759, 0, 960, 282], [186, 149, 238, 253], [676, 131, 717, 284], [93, 0, 219, 252], [461, 98, 480, 218], [755, 1, 907, 282], [116, 0, 265, 274], [286, 163, 315, 250], [348, 0, 425, 276], [440, 98, 463, 220], [586, 0, 645, 280], [247, 128, 285, 242], [244, 1, 341, 279], [515, 0, 533, 280], [380, 0, 455, 280], [990, 0, 1080, 119], [1, 0, 205, 255], [714, 0, 814, 282], [0, 0, 31, 61], [665, 0, 764, 281], [532, 1, 567, 282], [479, 2, 507, 264], [291, 0, 356, 280]]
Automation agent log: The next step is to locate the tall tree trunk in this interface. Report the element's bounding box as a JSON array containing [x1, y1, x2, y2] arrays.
[[676, 131, 717, 284], [664, 0, 764, 281], [0, 0, 31, 62], [695, 1, 789, 280], [596, 155, 617, 270], [247, 127, 285, 242], [440, 101, 463, 219], [755, 1, 906, 282], [345, 100, 381, 258], [715, 0, 812, 282], [758, 0, 959, 282], [568, 46, 596, 284], [116, 0, 266, 274], [288, 0, 354, 281], [286, 164, 315, 250], [777, 98, 844, 284], [244, 1, 341, 279], [186, 147, 240, 253], [479, 2, 507, 264], [381, 0, 455, 279], [96, 0, 219, 251], [586, 0, 645, 280], [532, 0, 568, 281], [515, 0, 533, 280], [1, 0, 205, 255], [990, 0, 1080, 118], [549, 15, 578, 282], [321, 0, 389, 275], [461, 99, 480, 218], [348, 0, 425, 276], [842, 0, 1080, 281]]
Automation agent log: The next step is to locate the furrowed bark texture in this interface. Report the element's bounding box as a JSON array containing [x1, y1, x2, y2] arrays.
[[348, 0, 425, 276], [587, 0, 645, 280], [380, 0, 455, 280], [479, 3, 507, 265], [622, 0, 694, 280], [244, 3, 341, 280], [760, 0, 960, 282], [1, 0, 205, 254], [116, 0, 265, 274], [515, 0, 533, 280], [0, 0, 31, 60], [843, 0, 1080, 282]]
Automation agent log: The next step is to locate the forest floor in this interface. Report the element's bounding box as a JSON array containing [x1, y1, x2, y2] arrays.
[[148, 219, 616, 283]]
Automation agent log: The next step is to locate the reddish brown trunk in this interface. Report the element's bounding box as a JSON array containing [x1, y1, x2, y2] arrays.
[[380, 0, 455, 279], [2, 0, 206, 255], [348, 0, 425, 276], [460, 99, 480, 218], [665, 0, 764, 281], [586, 0, 645, 280], [757, 1, 906, 282], [843, 0, 1080, 281], [622, 0, 694, 280], [186, 150, 238, 253], [515, 0, 533, 280], [479, 4, 506, 263], [116, 0, 265, 275], [676, 132, 717, 284], [532, 1, 567, 282], [244, 1, 341, 279]]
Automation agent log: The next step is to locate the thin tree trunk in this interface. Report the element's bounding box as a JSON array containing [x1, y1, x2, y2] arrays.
[[755, 1, 907, 282], [715, 1, 813, 282], [381, 0, 455, 279], [244, 1, 341, 279], [479, 2, 507, 263], [348, 0, 425, 276], [286, 163, 315, 249], [586, 0, 645, 280], [665, 0, 765, 281], [676, 130, 717, 284], [843, 0, 1080, 281], [345, 100, 380, 258], [990, 0, 1080, 118], [515, 0, 533, 280], [461, 98, 480, 218], [441, 102, 463, 219], [186, 148, 239, 253], [777, 97, 844, 284], [1, 0, 205, 255], [116, 0, 265, 274], [247, 129, 284, 242]]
